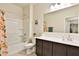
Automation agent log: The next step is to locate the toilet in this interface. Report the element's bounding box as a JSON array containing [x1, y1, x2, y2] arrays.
[[24, 38, 36, 55]]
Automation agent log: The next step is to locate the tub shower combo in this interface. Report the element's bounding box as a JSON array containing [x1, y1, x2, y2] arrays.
[[0, 10, 8, 56]]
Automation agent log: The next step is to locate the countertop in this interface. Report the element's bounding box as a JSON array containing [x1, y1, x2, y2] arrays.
[[35, 36, 79, 47]]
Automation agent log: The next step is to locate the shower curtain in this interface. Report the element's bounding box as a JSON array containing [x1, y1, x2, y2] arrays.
[[0, 15, 8, 56]]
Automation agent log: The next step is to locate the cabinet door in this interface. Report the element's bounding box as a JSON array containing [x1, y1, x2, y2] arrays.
[[36, 39, 43, 56], [67, 46, 79, 56], [43, 40, 53, 56], [53, 42, 66, 56]]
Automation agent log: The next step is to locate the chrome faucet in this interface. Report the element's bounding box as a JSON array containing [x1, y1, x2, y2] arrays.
[[67, 35, 73, 41]]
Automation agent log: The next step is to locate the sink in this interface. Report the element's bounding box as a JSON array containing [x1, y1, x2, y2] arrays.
[[63, 35, 79, 44]]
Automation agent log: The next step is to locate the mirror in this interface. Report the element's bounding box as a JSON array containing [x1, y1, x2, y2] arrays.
[[44, 5, 79, 33]]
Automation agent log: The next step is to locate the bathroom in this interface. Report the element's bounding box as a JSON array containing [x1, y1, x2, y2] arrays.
[[1, 3, 79, 56]]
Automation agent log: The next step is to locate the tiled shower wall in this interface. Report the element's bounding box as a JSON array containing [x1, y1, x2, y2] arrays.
[[0, 4, 24, 55]]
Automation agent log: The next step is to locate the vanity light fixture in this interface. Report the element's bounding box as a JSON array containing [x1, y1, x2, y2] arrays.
[[49, 3, 78, 12], [50, 3, 61, 7], [57, 3, 61, 5], [50, 3, 61, 9]]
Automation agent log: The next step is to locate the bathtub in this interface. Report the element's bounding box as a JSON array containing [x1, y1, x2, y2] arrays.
[[7, 43, 26, 56]]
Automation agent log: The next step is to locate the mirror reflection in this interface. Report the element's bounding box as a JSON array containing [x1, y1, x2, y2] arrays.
[[44, 4, 79, 33], [65, 16, 78, 33]]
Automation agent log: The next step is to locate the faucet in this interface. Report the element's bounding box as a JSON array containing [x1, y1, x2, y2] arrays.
[[67, 35, 73, 41]]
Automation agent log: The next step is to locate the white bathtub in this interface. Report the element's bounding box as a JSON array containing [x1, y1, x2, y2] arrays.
[[7, 43, 26, 56]]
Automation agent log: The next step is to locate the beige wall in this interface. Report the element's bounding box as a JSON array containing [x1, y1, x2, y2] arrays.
[[44, 4, 79, 32], [33, 3, 49, 36], [22, 4, 30, 40], [0, 4, 23, 19]]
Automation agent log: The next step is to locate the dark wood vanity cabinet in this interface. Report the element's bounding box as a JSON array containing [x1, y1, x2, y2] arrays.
[[36, 39, 53, 56], [67, 45, 79, 56], [53, 42, 66, 56], [42, 40, 53, 56], [36, 39, 43, 56], [36, 38, 79, 56]]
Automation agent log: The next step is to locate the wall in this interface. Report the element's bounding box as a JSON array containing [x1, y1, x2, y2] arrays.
[[33, 3, 49, 36], [22, 4, 30, 41], [44, 4, 79, 33]]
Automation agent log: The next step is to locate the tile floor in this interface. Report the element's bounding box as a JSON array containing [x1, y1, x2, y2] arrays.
[[11, 50, 36, 56]]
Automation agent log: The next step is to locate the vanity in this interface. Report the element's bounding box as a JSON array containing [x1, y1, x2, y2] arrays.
[[36, 5, 79, 56], [35, 33, 79, 56]]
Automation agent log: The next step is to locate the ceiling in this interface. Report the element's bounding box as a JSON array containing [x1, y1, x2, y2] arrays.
[[14, 3, 37, 8], [14, 3, 29, 8], [14, 3, 79, 10]]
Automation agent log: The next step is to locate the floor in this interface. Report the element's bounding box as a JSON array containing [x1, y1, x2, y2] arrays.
[[11, 48, 36, 56]]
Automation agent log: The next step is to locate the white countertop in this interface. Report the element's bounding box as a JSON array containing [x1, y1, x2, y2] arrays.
[[35, 36, 79, 47]]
